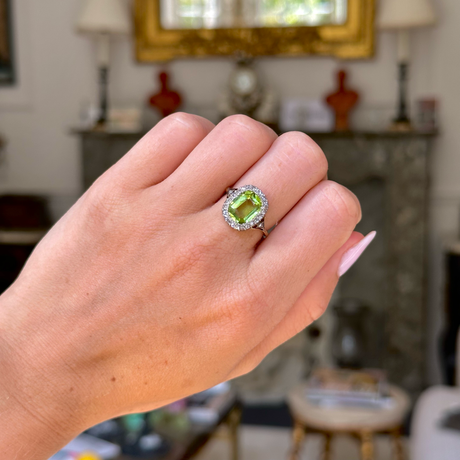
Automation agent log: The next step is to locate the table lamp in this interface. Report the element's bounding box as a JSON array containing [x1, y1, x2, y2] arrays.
[[378, 0, 437, 131], [76, 0, 131, 128]]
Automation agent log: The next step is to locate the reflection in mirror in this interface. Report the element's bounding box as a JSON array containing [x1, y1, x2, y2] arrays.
[[160, 0, 348, 30]]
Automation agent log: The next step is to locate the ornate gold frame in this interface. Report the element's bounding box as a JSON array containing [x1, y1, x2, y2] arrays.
[[135, 0, 375, 61]]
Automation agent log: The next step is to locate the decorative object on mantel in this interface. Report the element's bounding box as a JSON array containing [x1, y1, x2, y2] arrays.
[[378, 0, 437, 132], [217, 57, 278, 128], [148, 71, 182, 118], [417, 97, 438, 132], [280, 99, 334, 133], [76, 0, 131, 129], [325, 70, 359, 132], [107, 107, 142, 133]]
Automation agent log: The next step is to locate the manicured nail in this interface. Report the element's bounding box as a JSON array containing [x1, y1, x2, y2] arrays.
[[338, 231, 376, 277]]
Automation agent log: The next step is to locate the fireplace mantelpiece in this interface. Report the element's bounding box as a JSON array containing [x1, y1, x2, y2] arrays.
[[315, 132, 434, 397], [74, 129, 435, 398]]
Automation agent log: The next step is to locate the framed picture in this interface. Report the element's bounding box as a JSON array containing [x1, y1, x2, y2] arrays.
[[0, 0, 14, 85], [135, 0, 375, 62]]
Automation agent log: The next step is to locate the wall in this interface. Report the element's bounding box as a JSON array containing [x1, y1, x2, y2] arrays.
[[0, 0, 458, 385]]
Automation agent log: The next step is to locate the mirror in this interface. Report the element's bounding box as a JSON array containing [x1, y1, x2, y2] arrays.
[[135, 0, 375, 61], [160, 0, 348, 30]]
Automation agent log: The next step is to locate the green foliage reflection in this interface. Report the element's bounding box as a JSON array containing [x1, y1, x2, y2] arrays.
[[172, 0, 345, 29]]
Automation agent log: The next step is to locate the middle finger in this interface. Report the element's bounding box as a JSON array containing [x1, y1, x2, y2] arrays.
[[162, 115, 278, 211]]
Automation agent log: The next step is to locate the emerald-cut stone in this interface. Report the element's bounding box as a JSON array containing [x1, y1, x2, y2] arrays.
[[228, 190, 262, 224]]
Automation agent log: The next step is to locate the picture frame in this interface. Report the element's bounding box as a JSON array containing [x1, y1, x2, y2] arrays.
[[135, 0, 375, 62]]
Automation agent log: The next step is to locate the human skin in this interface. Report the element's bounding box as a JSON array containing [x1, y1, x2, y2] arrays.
[[0, 114, 362, 459]]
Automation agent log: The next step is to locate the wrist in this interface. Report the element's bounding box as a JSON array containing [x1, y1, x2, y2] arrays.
[[0, 386, 78, 459], [0, 290, 89, 459]]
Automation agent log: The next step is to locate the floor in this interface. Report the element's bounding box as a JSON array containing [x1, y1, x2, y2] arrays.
[[195, 426, 408, 460]]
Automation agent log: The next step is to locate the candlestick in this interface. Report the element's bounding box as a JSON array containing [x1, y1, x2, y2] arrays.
[[394, 30, 412, 130]]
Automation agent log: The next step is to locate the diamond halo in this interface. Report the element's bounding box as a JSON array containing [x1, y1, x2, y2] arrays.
[[222, 185, 269, 232]]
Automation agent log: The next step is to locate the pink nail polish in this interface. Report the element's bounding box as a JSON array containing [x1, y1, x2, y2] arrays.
[[338, 231, 376, 277]]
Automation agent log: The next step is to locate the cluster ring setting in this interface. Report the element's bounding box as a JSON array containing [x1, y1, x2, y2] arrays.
[[222, 185, 269, 238]]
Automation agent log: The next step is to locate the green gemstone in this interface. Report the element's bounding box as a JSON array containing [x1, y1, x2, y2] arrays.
[[228, 190, 263, 224]]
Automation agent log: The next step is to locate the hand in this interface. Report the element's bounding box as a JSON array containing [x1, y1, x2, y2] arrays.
[[0, 114, 363, 459]]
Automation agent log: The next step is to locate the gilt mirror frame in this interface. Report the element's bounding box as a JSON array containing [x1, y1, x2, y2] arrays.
[[135, 0, 375, 62]]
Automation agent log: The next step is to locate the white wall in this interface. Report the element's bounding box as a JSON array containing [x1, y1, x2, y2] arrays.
[[0, 0, 458, 385]]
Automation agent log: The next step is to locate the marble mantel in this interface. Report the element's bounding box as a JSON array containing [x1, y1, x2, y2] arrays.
[[314, 132, 434, 395], [74, 129, 435, 400]]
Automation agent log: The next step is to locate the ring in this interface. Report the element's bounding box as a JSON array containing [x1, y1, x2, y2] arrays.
[[222, 185, 269, 238]]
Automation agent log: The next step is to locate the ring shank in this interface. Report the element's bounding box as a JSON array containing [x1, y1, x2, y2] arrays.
[[254, 220, 268, 239]]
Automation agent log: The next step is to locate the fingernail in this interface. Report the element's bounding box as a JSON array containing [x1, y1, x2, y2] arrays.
[[338, 231, 376, 277]]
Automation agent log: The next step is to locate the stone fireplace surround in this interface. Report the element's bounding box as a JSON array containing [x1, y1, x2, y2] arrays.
[[75, 130, 435, 402]]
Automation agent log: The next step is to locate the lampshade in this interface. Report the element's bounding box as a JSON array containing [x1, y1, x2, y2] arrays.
[[76, 0, 131, 35], [378, 0, 437, 30]]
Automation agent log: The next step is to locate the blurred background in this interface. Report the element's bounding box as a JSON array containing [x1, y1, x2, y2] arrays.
[[1, 0, 460, 459]]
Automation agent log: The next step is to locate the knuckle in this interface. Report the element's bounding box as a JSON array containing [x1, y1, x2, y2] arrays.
[[164, 112, 212, 134], [165, 111, 196, 126], [238, 278, 270, 323], [224, 114, 275, 138], [290, 305, 324, 339], [308, 301, 328, 323], [225, 113, 256, 127], [220, 278, 268, 332], [172, 236, 212, 275], [168, 230, 229, 283], [288, 312, 316, 338], [84, 179, 125, 219], [218, 294, 252, 333], [237, 355, 265, 377], [319, 181, 361, 224], [278, 132, 328, 175]]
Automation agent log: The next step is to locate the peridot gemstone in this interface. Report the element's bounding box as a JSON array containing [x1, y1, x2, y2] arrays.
[[228, 190, 262, 224]]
